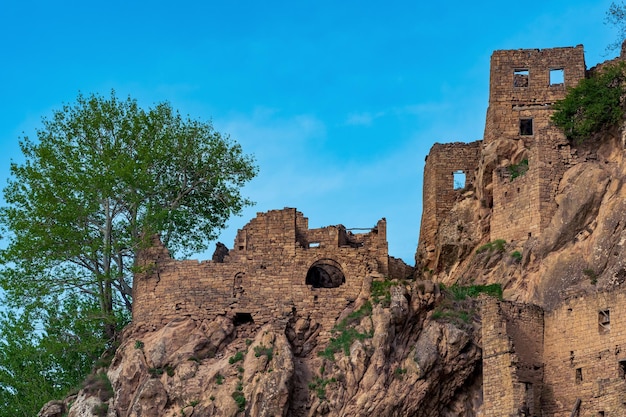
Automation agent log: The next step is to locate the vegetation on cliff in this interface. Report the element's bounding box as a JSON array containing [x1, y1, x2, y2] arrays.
[[552, 62, 626, 142]]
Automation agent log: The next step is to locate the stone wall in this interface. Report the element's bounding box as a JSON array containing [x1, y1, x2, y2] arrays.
[[483, 46, 586, 145], [481, 291, 626, 417], [417, 141, 481, 267], [542, 292, 626, 416], [419, 46, 587, 252], [132, 208, 390, 337], [481, 297, 544, 417], [490, 126, 573, 242]]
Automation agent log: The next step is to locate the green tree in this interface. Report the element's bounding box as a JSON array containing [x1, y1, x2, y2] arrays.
[[0, 91, 258, 340], [551, 62, 626, 143], [0, 294, 117, 416], [606, 1, 626, 52]]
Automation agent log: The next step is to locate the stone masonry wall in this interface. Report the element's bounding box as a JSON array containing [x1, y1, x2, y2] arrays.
[[542, 292, 626, 417], [417, 141, 481, 267], [420, 46, 586, 252], [490, 126, 573, 242], [132, 208, 390, 338], [483, 46, 586, 145], [481, 297, 544, 417]]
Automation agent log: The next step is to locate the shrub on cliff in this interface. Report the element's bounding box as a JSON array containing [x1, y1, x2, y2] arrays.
[[552, 62, 626, 143]]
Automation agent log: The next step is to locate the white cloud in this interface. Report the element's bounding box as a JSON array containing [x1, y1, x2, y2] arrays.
[[344, 111, 385, 126]]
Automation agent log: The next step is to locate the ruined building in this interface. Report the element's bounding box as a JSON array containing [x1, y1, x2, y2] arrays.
[[133, 208, 409, 338], [418, 45, 626, 416], [417, 46, 586, 271]]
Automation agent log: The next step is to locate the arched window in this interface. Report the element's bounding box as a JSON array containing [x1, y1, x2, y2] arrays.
[[306, 259, 345, 288], [233, 272, 245, 298]]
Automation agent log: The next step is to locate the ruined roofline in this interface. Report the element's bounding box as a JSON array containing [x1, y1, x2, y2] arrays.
[[490, 44, 584, 55]]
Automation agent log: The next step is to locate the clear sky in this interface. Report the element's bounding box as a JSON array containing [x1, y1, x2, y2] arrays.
[[0, 0, 619, 264]]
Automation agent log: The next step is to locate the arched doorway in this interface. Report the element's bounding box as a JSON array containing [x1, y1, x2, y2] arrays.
[[306, 259, 345, 288]]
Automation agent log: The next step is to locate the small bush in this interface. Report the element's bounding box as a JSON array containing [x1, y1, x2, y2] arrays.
[[447, 283, 503, 300], [508, 159, 529, 180], [254, 345, 274, 361], [134, 340, 144, 350], [371, 280, 397, 306], [583, 268, 598, 285], [432, 308, 472, 324], [229, 351, 244, 364], [511, 251, 522, 262], [318, 301, 374, 361], [308, 375, 336, 399], [215, 373, 224, 385], [476, 239, 507, 254], [82, 372, 114, 402], [232, 391, 246, 411], [394, 367, 408, 379]]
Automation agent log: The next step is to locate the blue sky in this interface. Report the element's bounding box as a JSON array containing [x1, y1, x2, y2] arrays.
[[0, 0, 619, 264]]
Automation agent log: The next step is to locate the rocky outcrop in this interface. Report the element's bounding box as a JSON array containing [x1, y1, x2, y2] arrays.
[[426, 130, 626, 310], [62, 278, 481, 417]]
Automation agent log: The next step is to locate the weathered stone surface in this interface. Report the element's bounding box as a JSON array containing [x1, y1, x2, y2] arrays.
[[37, 401, 65, 417]]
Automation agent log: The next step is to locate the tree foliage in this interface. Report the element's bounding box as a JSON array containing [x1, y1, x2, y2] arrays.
[[0, 294, 122, 417], [551, 63, 626, 143], [0, 91, 257, 413], [606, 1, 626, 53], [0, 91, 257, 340]]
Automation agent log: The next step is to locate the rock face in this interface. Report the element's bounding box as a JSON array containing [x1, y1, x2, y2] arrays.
[[63, 279, 482, 417]]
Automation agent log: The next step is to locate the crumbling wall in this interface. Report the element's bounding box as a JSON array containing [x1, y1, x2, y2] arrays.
[[483, 46, 586, 145], [417, 141, 481, 269], [542, 292, 626, 416], [490, 126, 573, 242], [484, 46, 585, 243], [132, 208, 390, 337], [481, 297, 544, 417]]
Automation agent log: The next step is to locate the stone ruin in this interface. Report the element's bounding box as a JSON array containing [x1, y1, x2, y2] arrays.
[[419, 44, 626, 416], [132, 208, 411, 338], [417, 45, 586, 272]]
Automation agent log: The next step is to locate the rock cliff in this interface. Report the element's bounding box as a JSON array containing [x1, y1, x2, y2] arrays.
[[41, 278, 486, 417], [430, 130, 626, 310]]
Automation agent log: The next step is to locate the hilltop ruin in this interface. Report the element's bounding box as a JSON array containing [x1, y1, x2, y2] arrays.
[[418, 45, 626, 417], [133, 208, 411, 337]]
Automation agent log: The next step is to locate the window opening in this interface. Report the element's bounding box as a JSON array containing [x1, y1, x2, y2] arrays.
[[597, 411, 605, 417], [233, 272, 245, 298], [576, 368, 583, 384], [308, 242, 320, 248], [514, 69, 529, 87], [520, 119, 533, 136], [550, 68, 565, 85], [599, 309, 611, 334], [233, 312, 254, 326], [306, 259, 345, 288], [453, 170, 466, 190], [619, 360, 626, 379]]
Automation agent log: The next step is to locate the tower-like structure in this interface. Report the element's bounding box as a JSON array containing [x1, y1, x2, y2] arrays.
[[487, 46, 586, 242]]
